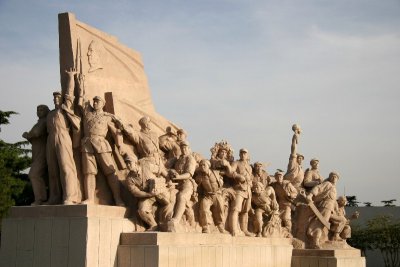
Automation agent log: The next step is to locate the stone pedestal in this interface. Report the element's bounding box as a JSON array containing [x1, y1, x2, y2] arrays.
[[117, 232, 293, 267], [0, 205, 135, 267], [291, 249, 366, 267]]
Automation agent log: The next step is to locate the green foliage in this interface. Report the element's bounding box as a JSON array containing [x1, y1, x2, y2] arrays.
[[382, 200, 397, 207], [346, 195, 359, 207], [0, 111, 33, 229], [349, 215, 400, 267]]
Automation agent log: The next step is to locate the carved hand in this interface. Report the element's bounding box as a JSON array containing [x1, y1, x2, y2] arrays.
[[65, 67, 77, 77]]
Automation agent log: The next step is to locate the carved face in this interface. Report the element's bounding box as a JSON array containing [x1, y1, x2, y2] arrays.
[[297, 156, 303, 165], [329, 174, 339, 185], [311, 161, 319, 169], [177, 132, 186, 142], [217, 149, 227, 160], [93, 99, 105, 111], [199, 160, 210, 173], [239, 151, 249, 161], [337, 197, 347, 207], [254, 164, 262, 174], [276, 174, 283, 183], [252, 183, 263, 194], [53, 95, 62, 106], [180, 145, 190, 155], [36, 106, 48, 119]]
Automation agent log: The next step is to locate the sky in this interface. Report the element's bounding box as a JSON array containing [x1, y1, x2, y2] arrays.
[[0, 0, 399, 206]]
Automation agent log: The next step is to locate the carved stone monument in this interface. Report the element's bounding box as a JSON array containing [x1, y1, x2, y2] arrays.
[[0, 12, 365, 267]]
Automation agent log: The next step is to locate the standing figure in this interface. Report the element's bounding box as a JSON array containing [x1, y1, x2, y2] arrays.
[[252, 162, 270, 188], [46, 69, 81, 205], [271, 171, 297, 233], [303, 158, 324, 190], [167, 141, 197, 232], [195, 159, 228, 234], [23, 105, 50, 205], [251, 182, 278, 237], [122, 116, 164, 178], [306, 172, 339, 248], [76, 74, 125, 206], [229, 148, 254, 236], [284, 124, 304, 191]]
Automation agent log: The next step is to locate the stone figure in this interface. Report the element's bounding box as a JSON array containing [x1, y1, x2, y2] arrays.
[[271, 170, 297, 234], [46, 69, 82, 205], [121, 116, 164, 179], [251, 181, 279, 237], [87, 40, 104, 73], [159, 126, 180, 160], [252, 162, 270, 188], [124, 156, 174, 231], [76, 73, 125, 206], [284, 124, 304, 191], [195, 159, 228, 234], [167, 141, 197, 232], [306, 171, 339, 249], [228, 148, 254, 237], [329, 196, 359, 243], [303, 158, 323, 190], [23, 105, 50, 205]]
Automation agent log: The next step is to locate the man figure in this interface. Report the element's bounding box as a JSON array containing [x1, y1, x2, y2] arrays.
[[76, 74, 124, 206], [122, 116, 164, 172], [252, 162, 270, 188], [195, 159, 227, 234], [229, 148, 254, 236], [251, 181, 279, 237], [159, 126, 180, 160], [303, 158, 324, 190], [330, 196, 359, 242], [306, 172, 340, 248], [46, 69, 81, 205], [124, 156, 173, 231], [284, 124, 304, 191], [167, 141, 197, 231], [271, 171, 297, 233], [23, 105, 50, 205]]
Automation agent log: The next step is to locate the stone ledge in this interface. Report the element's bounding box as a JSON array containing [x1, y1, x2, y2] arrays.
[[120, 232, 292, 246], [8, 204, 128, 218], [293, 248, 361, 257]]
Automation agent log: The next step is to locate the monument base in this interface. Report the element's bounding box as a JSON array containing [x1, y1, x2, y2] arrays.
[[292, 249, 366, 267], [0, 205, 135, 267], [117, 232, 293, 267]]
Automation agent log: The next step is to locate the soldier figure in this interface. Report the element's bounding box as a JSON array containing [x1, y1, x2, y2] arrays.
[[195, 159, 228, 234], [252, 162, 270, 188], [306, 172, 339, 248], [124, 156, 173, 231], [229, 148, 254, 236], [76, 74, 125, 206], [303, 158, 324, 190], [46, 70, 81, 205], [167, 141, 197, 231], [271, 170, 297, 233], [159, 126, 180, 160], [251, 181, 279, 237], [23, 105, 50, 205], [284, 124, 304, 191]]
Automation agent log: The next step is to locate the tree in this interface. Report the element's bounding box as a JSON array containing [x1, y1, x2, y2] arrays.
[[349, 215, 400, 267], [382, 200, 397, 207], [364, 202, 373, 207], [0, 110, 33, 229], [346, 195, 359, 207]]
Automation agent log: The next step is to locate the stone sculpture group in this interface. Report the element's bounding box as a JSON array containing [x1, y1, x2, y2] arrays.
[[23, 67, 358, 250]]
